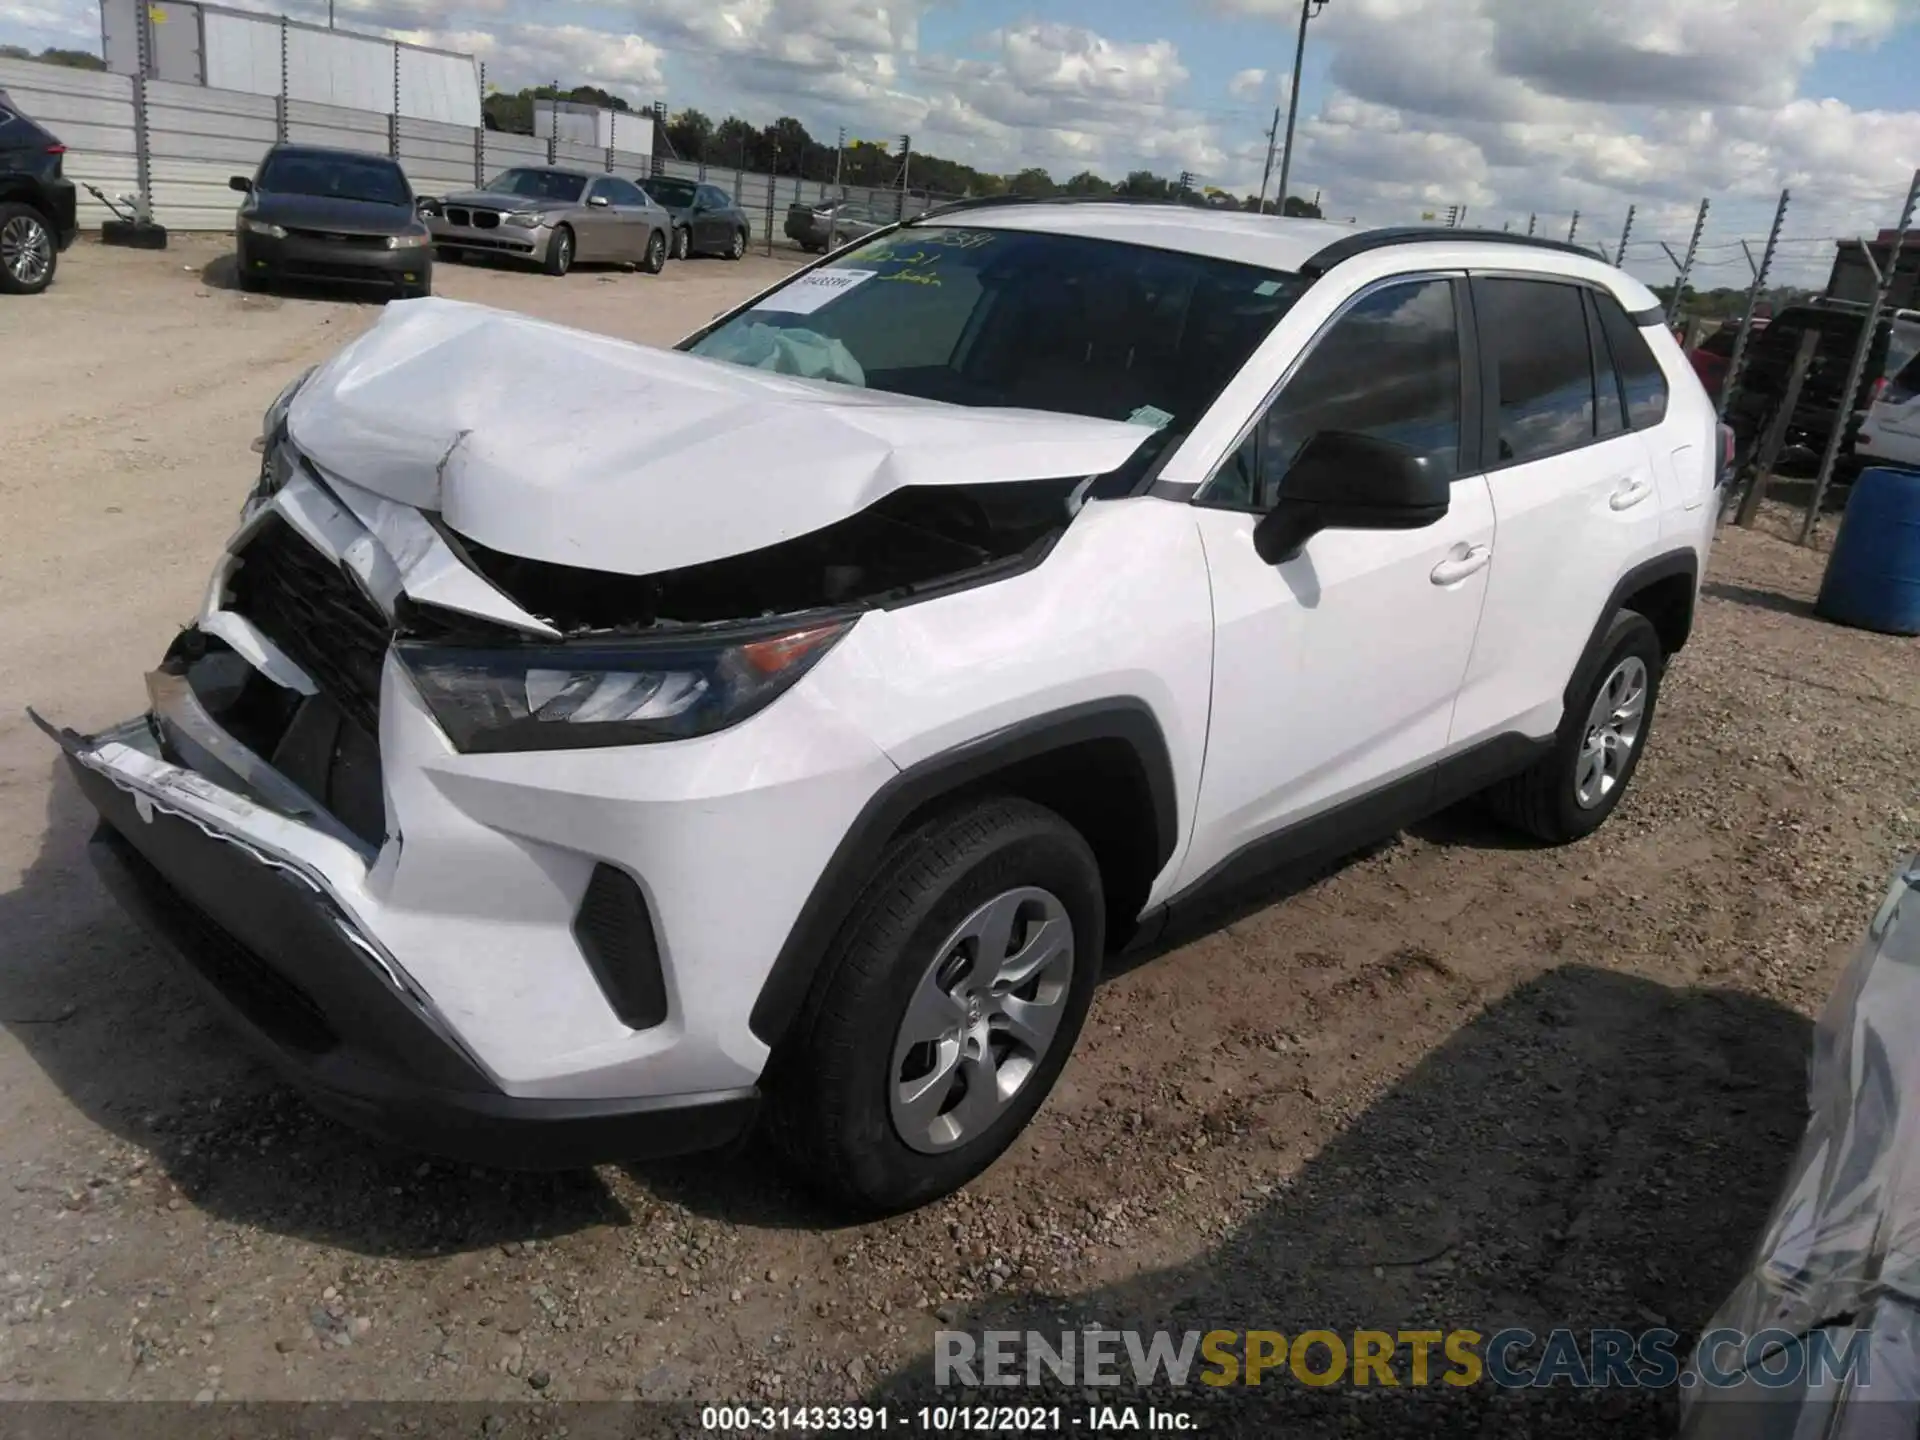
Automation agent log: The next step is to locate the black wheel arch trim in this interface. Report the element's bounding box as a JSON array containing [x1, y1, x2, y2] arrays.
[[748, 699, 1180, 1050], [1562, 548, 1699, 717]]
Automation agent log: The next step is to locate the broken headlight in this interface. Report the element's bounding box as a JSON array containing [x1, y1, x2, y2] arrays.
[[244, 367, 318, 517], [395, 619, 853, 753], [261, 365, 317, 445]]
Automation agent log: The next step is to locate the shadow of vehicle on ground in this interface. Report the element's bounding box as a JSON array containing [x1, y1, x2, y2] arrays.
[[867, 965, 1811, 1438], [0, 757, 626, 1258], [198, 251, 411, 304]]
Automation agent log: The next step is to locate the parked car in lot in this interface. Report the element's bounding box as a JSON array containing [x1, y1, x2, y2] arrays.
[[1678, 853, 1920, 1438], [1686, 323, 1740, 402], [636, 176, 752, 260], [1852, 340, 1920, 475], [784, 197, 891, 253], [37, 206, 1723, 1215], [0, 88, 78, 296], [229, 145, 433, 299], [425, 168, 669, 276], [1724, 300, 1920, 483]]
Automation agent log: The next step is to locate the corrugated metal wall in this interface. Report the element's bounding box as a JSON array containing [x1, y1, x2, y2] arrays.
[[146, 80, 277, 229], [0, 58, 138, 228], [0, 56, 924, 236]]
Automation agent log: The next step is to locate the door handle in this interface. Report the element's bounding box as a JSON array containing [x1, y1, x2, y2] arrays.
[[1609, 477, 1654, 511], [1430, 545, 1492, 586]]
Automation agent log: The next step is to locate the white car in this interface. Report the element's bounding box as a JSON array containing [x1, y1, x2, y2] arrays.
[[1855, 343, 1920, 473], [37, 204, 1727, 1214]]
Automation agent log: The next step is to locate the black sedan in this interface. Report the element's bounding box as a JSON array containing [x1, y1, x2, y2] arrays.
[[636, 176, 751, 260], [230, 145, 433, 299]]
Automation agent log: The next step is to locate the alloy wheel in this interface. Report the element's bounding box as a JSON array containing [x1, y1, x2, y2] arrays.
[[888, 887, 1075, 1155], [1, 213, 52, 288], [1574, 655, 1649, 809]]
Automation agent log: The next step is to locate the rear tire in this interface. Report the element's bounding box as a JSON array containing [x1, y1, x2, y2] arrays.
[[1483, 610, 1665, 843], [764, 797, 1105, 1215], [0, 202, 57, 295]]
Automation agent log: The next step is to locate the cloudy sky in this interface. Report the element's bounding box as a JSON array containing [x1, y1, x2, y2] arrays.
[[5, 0, 1919, 286]]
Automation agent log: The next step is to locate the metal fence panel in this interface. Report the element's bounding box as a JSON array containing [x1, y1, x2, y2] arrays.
[[145, 80, 277, 229], [284, 97, 390, 155], [553, 139, 604, 171], [397, 116, 476, 194], [486, 132, 548, 171], [0, 58, 138, 227]]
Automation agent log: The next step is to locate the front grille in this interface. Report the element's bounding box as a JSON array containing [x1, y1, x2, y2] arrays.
[[284, 227, 391, 249], [437, 235, 531, 254], [444, 206, 470, 227], [280, 260, 398, 284], [442, 206, 500, 229], [473, 210, 501, 230], [226, 516, 390, 735]]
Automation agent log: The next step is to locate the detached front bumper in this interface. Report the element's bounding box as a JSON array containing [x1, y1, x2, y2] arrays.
[[43, 713, 758, 1170]]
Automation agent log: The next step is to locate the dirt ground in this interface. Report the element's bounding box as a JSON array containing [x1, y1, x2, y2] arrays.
[[1, 234, 1917, 1436]]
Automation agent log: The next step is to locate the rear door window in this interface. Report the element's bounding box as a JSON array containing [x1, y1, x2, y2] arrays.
[[1593, 293, 1671, 430], [1585, 290, 1628, 439], [1475, 277, 1597, 465]]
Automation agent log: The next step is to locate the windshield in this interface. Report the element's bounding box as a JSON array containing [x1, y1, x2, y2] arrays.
[[684, 226, 1307, 432], [259, 152, 409, 207], [486, 169, 586, 204], [644, 178, 698, 207]]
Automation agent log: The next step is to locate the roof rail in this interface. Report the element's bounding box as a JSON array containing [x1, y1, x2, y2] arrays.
[[1299, 226, 1612, 279], [918, 194, 1205, 220]]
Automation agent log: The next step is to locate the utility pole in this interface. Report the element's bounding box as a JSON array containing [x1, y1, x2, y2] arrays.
[[1274, 0, 1329, 219], [328, 0, 334, 28], [1255, 106, 1281, 213], [832, 125, 845, 196]]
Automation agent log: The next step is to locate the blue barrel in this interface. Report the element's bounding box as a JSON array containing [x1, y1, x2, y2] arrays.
[[1816, 466, 1920, 635]]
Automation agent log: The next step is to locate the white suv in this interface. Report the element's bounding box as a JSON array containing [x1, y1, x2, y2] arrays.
[[39, 203, 1725, 1213], [1856, 342, 1920, 473]]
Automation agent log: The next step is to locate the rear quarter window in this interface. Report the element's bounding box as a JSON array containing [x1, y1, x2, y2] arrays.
[[1594, 294, 1670, 430]]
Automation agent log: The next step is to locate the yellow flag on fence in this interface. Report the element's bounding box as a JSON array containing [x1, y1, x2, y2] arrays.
[[1420, 210, 1436, 221]]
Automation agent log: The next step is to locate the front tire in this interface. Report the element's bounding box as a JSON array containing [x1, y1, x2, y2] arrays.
[[727, 227, 748, 260], [672, 226, 691, 260], [0, 202, 57, 295], [543, 226, 574, 277], [764, 797, 1105, 1215], [1483, 610, 1665, 843]]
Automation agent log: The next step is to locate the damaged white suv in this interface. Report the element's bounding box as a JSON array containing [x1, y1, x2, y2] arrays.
[[39, 202, 1726, 1213]]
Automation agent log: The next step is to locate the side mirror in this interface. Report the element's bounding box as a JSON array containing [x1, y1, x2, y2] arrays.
[[1251, 430, 1449, 565], [229, 175, 253, 193], [588, 193, 611, 208]]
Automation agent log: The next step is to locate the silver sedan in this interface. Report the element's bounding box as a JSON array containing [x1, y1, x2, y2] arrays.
[[425, 167, 669, 277]]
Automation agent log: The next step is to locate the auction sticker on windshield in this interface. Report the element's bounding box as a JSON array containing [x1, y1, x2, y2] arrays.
[[755, 268, 878, 315]]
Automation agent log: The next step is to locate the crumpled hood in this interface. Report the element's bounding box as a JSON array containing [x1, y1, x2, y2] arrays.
[[286, 297, 1151, 575]]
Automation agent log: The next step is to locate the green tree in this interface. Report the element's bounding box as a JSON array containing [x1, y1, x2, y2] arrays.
[[1006, 167, 1056, 197], [665, 108, 715, 160], [1060, 170, 1114, 197]]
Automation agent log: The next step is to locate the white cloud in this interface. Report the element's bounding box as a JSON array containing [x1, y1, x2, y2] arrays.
[[1228, 66, 1267, 100], [5, 0, 1917, 278]]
